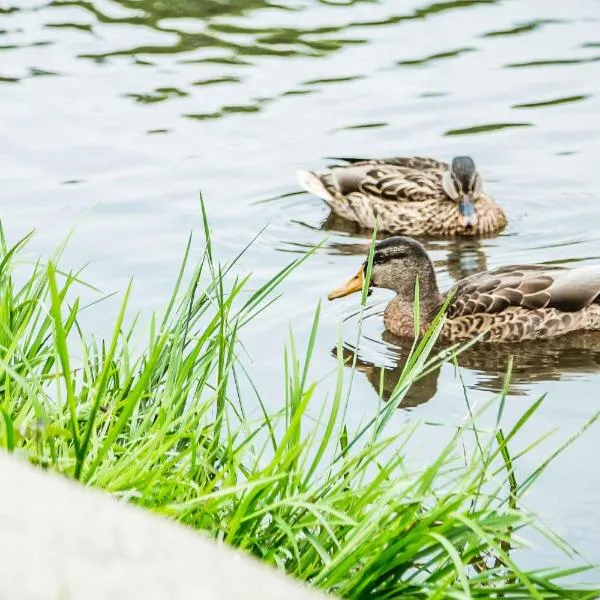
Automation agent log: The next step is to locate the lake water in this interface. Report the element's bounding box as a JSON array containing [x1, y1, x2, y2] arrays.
[[3, 0, 600, 574]]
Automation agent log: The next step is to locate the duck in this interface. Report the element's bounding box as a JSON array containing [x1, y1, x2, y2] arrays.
[[327, 236, 600, 343], [297, 155, 507, 237]]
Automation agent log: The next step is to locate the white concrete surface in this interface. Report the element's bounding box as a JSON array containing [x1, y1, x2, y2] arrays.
[[0, 452, 331, 600]]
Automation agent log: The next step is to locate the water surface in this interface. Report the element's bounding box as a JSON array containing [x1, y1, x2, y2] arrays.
[[2, 0, 600, 572]]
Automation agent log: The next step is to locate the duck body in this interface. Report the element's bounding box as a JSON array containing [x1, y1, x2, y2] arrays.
[[298, 156, 507, 237], [328, 237, 600, 344], [442, 264, 600, 342], [384, 265, 600, 343]]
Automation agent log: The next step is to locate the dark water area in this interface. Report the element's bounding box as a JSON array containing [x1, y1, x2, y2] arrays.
[[2, 0, 600, 572]]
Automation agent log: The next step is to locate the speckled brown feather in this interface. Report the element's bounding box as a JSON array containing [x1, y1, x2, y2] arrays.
[[382, 264, 600, 343], [297, 156, 507, 237], [432, 265, 600, 342]]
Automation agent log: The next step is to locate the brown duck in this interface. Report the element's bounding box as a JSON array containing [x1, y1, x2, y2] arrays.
[[297, 155, 507, 236], [327, 237, 600, 343]]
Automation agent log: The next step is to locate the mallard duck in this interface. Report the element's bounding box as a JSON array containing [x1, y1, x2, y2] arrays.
[[297, 155, 507, 236], [327, 236, 600, 343]]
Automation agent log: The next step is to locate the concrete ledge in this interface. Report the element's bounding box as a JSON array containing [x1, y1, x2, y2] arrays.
[[0, 452, 330, 600]]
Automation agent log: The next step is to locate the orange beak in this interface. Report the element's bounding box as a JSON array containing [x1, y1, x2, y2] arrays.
[[327, 267, 365, 300]]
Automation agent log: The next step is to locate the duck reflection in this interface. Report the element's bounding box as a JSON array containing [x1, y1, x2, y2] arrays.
[[455, 332, 600, 394], [320, 213, 490, 282], [337, 330, 600, 408], [334, 339, 440, 409]]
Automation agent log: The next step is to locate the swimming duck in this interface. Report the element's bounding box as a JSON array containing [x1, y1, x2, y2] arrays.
[[297, 155, 507, 236], [327, 236, 600, 343]]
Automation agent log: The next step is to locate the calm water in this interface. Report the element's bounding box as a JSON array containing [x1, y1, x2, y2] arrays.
[[3, 0, 600, 571]]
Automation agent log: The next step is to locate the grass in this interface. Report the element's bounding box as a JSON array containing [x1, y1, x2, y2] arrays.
[[0, 210, 599, 599]]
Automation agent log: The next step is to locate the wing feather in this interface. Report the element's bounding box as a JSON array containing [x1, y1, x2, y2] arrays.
[[447, 265, 600, 318], [330, 161, 446, 204]]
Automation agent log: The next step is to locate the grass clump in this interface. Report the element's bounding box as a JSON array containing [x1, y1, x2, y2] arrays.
[[0, 215, 598, 599]]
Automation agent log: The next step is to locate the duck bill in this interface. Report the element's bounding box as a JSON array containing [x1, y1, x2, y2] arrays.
[[459, 194, 476, 227], [328, 267, 364, 300]]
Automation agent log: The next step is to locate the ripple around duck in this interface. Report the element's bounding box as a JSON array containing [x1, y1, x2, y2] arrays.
[[505, 56, 600, 68], [444, 122, 533, 136], [333, 121, 388, 132], [481, 19, 566, 38], [396, 46, 476, 66], [512, 94, 589, 109]]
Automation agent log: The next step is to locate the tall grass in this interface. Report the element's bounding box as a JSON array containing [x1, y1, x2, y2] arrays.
[[0, 214, 598, 599]]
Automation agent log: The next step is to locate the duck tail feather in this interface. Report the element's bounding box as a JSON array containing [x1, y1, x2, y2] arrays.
[[324, 156, 366, 164], [296, 169, 334, 202]]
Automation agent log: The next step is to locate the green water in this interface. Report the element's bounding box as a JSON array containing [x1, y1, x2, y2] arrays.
[[2, 0, 600, 571]]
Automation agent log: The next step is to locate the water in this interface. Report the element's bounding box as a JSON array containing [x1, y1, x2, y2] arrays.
[[2, 0, 600, 571]]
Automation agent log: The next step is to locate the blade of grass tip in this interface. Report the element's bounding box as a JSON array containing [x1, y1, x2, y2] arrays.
[[239, 241, 324, 323], [80, 289, 119, 312], [47, 261, 81, 457], [490, 427, 557, 484], [0, 229, 35, 276], [488, 394, 547, 466], [50, 202, 102, 267], [300, 301, 321, 393], [518, 408, 600, 497], [341, 223, 378, 434], [179, 249, 203, 352], [219, 224, 269, 280], [52, 264, 99, 293], [199, 191, 213, 266]]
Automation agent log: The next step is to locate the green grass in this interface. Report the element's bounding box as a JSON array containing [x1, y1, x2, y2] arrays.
[[0, 212, 598, 599]]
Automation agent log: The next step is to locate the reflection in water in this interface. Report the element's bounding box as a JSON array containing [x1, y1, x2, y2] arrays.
[[456, 332, 600, 394], [421, 238, 489, 282], [340, 330, 600, 407], [313, 212, 490, 281], [335, 341, 440, 409], [15, 0, 534, 117]]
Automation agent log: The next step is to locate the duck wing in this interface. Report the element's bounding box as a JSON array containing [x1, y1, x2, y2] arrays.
[[446, 264, 600, 318], [326, 156, 449, 171], [329, 159, 447, 204]]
